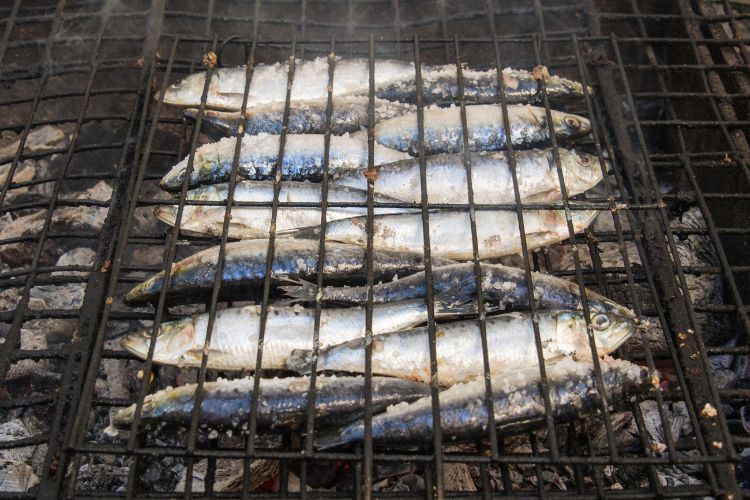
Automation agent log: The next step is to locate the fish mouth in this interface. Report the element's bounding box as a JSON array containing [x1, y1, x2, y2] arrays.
[[154, 205, 178, 226], [121, 329, 153, 360], [600, 316, 637, 352]]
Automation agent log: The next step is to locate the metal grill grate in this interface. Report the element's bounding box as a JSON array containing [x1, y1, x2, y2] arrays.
[[0, 0, 747, 498]]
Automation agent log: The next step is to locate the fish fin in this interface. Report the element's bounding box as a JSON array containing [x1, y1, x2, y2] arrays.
[[275, 225, 321, 239], [432, 287, 479, 317], [315, 428, 354, 450], [278, 278, 318, 303], [286, 349, 313, 374]]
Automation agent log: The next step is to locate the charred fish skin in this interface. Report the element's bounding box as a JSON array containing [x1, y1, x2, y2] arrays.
[[124, 239, 455, 306], [373, 105, 591, 156], [377, 67, 587, 105], [153, 181, 414, 240], [332, 149, 603, 204], [285, 210, 599, 260], [287, 310, 636, 385], [163, 58, 589, 110], [185, 97, 415, 138], [315, 358, 652, 448], [120, 299, 456, 371], [112, 375, 432, 432], [282, 262, 635, 319], [159, 133, 410, 192]]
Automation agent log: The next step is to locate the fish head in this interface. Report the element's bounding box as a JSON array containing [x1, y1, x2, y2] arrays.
[[555, 310, 635, 357], [546, 75, 587, 99], [551, 110, 591, 139], [163, 73, 207, 107], [569, 210, 599, 232], [121, 318, 198, 366], [589, 311, 636, 352], [559, 150, 604, 193]]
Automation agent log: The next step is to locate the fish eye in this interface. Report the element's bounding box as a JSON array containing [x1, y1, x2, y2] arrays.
[[592, 314, 611, 331], [580, 155, 590, 164], [564, 116, 581, 130]]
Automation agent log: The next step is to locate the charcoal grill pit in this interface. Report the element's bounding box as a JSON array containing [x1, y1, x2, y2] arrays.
[[0, 0, 748, 498]]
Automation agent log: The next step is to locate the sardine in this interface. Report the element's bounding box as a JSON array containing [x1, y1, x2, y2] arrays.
[[332, 149, 603, 204], [124, 239, 455, 306], [284, 210, 599, 260], [154, 181, 414, 239], [184, 96, 415, 137], [280, 262, 635, 319], [315, 357, 653, 448], [121, 299, 465, 371], [374, 104, 591, 155], [160, 133, 410, 192], [287, 310, 636, 386], [163, 57, 588, 110], [112, 375, 431, 432]]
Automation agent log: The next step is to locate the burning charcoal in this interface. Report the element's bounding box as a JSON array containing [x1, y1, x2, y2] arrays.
[[175, 458, 279, 493], [5, 327, 59, 397], [74, 460, 129, 493], [387, 472, 424, 493], [212, 459, 280, 492], [444, 462, 478, 491], [630, 400, 706, 488]]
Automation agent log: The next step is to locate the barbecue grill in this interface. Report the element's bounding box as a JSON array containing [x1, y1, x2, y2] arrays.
[[0, 0, 747, 497]]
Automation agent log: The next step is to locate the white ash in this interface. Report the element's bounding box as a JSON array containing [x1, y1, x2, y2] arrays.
[[0, 125, 69, 163], [4, 329, 53, 386], [0, 460, 39, 492], [546, 207, 729, 352], [28, 247, 96, 311], [0, 181, 111, 267]]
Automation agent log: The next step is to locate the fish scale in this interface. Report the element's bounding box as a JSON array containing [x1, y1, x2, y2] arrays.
[[112, 375, 432, 433], [287, 310, 636, 386], [163, 57, 589, 111], [121, 299, 461, 371]]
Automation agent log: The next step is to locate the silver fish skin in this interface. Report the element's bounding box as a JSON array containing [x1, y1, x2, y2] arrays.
[[315, 357, 653, 448], [124, 239, 456, 306], [163, 57, 588, 110], [121, 299, 459, 371], [160, 133, 410, 192], [154, 181, 414, 239], [373, 105, 591, 155], [332, 149, 603, 204], [112, 375, 432, 432], [280, 262, 635, 320], [184, 97, 415, 137], [287, 310, 636, 385], [285, 210, 599, 260]]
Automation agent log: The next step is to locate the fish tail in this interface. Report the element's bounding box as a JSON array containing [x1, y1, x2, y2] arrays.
[[278, 278, 318, 303], [276, 226, 321, 239], [315, 428, 356, 450], [285, 349, 313, 374]]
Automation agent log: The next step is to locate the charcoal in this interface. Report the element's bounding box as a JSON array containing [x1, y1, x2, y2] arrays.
[[75, 461, 129, 493], [443, 462, 477, 491]]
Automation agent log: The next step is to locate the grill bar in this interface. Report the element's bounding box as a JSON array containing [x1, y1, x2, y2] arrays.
[[0, 0, 745, 497]]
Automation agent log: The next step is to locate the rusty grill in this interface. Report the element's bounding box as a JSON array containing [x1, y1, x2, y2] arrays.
[[0, 0, 747, 498]]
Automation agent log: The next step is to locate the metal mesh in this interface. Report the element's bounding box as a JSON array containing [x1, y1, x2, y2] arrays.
[[0, 0, 746, 497]]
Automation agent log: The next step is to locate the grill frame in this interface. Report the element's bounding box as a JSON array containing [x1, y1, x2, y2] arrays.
[[0, 0, 745, 498]]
